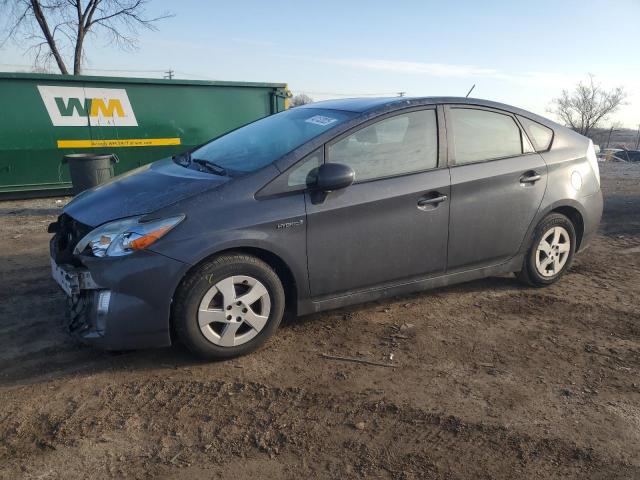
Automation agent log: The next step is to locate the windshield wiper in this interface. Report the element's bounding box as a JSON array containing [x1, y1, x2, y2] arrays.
[[172, 151, 228, 176], [172, 151, 192, 167], [191, 158, 228, 176]]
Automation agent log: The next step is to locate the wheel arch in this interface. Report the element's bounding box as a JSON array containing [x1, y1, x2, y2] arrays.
[[550, 205, 584, 250], [171, 245, 300, 325], [226, 246, 298, 314], [520, 200, 587, 255]]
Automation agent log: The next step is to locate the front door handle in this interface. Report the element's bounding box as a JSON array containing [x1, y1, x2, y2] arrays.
[[520, 172, 542, 184], [417, 194, 447, 210]]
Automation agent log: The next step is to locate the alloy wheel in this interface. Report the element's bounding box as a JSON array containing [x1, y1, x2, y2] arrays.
[[197, 275, 271, 347], [535, 226, 571, 277]]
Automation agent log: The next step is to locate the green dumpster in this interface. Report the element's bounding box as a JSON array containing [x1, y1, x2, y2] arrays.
[[0, 72, 290, 196]]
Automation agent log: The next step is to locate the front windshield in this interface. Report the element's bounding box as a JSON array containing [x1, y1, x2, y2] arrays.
[[190, 108, 356, 174]]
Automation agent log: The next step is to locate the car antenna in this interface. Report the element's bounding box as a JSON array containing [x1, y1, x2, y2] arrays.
[[465, 84, 476, 98]]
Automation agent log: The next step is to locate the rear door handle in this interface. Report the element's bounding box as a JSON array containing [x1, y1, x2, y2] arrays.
[[417, 194, 447, 209], [520, 172, 541, 184]]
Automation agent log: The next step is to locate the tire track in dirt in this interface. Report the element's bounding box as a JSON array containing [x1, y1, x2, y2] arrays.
[[1, 379, 636, 479]]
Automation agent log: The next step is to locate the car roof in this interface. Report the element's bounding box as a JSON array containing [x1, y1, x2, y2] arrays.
[[300, 96, 559, 128], [300, 97, 416, 112]]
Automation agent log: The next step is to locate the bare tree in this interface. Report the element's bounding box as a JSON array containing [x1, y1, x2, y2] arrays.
[[550, 75, 626, 137], [290, 93, 314, 108], [1, 0, 172, 75]]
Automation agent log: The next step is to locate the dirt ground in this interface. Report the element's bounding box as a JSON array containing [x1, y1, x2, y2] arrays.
[[1, 162, 639, 479]]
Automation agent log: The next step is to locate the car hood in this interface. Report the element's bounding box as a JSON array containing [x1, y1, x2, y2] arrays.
[[64, 158, 230, 227]]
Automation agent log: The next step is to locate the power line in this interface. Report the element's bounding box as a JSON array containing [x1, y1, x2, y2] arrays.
[[0, 63, 403, 97], [173, 70, 221, 80], [1, 62, 403, 99], [0, 63, 168, 73], [81, 67, 167, 73]]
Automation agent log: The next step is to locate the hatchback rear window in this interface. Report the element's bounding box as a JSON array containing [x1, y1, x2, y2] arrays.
[[517, 115, 554, 152]]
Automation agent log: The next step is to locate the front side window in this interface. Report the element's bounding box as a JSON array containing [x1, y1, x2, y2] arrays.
[[190, 108, 356, 175], [449, 108, 522, 164], [287, 150, 322, 187], [517, 115, 554, 152], [327, 109, 438, 182]]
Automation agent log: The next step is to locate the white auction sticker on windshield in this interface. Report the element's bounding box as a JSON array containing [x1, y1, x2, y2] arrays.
[[305, 115, 338, 126]]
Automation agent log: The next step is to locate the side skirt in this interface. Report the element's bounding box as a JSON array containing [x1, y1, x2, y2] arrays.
[[297, 255, 524, 315]]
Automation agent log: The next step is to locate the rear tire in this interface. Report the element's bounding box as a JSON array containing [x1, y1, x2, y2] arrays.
[[517, 213, 576, 287], [174, 253, 285, 360]]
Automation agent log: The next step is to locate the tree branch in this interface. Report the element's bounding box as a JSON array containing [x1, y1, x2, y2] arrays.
[[28, 0, 68, 73], [2, 0, 172, 75], [551, 76, 627, 136]]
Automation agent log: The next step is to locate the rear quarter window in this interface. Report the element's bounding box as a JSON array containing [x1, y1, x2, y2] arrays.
[[517, 115, 554, 152], [449, 108, 522, 164]]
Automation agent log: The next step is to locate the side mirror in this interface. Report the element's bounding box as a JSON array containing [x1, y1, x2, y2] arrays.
[[314, 163, 355, 192]]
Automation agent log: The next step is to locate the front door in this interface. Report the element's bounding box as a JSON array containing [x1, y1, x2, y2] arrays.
[[444, 106, 547, 271], [305, 108, 450, 298]]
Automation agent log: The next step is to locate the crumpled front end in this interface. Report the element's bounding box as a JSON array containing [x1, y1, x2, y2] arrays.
[[49, 213, 189, 350]]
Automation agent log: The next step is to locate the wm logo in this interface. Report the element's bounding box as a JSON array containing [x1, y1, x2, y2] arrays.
[[55, 97, 125, 118], [38, 85, 138, 127]]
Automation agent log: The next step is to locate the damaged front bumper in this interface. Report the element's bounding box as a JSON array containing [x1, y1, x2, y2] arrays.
[[49, 257, 106, 339], [50, 258, 112, 342], [49, 220, 190, 351], [50, 257, 99, 296]]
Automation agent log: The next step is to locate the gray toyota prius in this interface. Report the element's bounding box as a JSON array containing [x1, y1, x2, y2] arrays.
[[49, 97, 603, 359]]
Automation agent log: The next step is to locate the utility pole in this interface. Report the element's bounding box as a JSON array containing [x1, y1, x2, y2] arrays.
[[606, 125, 615, 148], [164, 69, 174, 80], [635, 124, 640, 150]]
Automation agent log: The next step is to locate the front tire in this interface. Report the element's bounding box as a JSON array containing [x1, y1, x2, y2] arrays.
[[517, 213, 576, 287], [174, 253, 285, 359]]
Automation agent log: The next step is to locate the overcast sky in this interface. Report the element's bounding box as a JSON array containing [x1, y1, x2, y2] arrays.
[[1, 0, 638, 127]]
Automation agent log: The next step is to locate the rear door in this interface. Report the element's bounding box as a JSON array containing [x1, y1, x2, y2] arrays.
[[305, 107, 450, 298], [445, 105, 547, 271]]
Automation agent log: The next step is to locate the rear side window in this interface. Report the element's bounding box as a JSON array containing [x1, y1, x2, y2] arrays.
[[327, 109, 438, 182], [517, 115, 553, 152], [449, 108, 522, 164]]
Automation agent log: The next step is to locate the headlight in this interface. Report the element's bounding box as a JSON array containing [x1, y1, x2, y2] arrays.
[[74, 214, 185, 257]]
